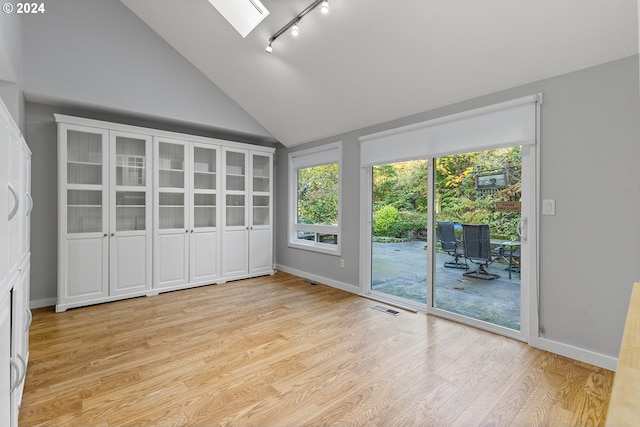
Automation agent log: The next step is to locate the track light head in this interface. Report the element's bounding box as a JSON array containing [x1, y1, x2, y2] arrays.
[[265, 0, 331, 54]]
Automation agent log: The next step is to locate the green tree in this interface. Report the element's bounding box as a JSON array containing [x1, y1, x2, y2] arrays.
[[297, 164, 339, 225]]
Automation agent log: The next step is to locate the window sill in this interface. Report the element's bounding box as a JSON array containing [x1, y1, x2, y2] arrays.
[[288, 240, 341, 256]]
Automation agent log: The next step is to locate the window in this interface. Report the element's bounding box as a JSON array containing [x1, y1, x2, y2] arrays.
[[289, 142, 342, 254]]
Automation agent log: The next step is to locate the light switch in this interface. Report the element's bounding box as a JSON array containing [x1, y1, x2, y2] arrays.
[[542, 199, 556, 216]]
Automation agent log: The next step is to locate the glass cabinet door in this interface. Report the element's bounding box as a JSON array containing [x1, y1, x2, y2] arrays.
[[159, 193, 185, 229], [225, 150, 246, 227], [114, 136, 147, 231], [251, 154, 270, 226], [67, 130, 103, 185], [193, 146, 217, 229], [66, 129, 106, 234], [226, 151, 245, 192], [158, 141, 186, 229], [67, 189, 103, 233], [226, 195, 245, 227]]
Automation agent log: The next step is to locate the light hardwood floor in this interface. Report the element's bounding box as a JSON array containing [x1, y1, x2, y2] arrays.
[[20, 272, 613, 426]]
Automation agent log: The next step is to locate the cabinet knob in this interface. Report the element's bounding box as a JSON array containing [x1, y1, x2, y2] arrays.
[[191, 230, 194, 233], [104, 234, 108, 237], [185, 229, 188, 233], [111, 233, 115, 237]]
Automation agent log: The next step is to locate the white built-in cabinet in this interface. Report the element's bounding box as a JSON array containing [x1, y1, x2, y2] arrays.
[[55, 115, 274, 312], [1, 98, 32, 427], [56, 124, 153, 311], [222, 148, 273, 279], [153, 138, 221, 290]]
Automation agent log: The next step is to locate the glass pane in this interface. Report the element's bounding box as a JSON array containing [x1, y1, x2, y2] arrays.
[[226, 194, 245, 226], [158, 142, 184, 188], [252, 155, 269, 192], [67, 130, 102, 185], [296, 163, 338, 226], [116, 191, 145, 231], [371, 160, 428, 305], [159, 192, 184, 229], [67, 189, 102, 233], [194, 173, 216, 190], [252, 195, 269, 226], [194, 194, 216, 227], [253, 176, 269, 193], [194, 147, 217, 190], [297, 231, 315, 241], [318, 233, 337, 245], [434, 147, 522, 331], [226, 151, 245, 191], [116, 137, 146, 186]]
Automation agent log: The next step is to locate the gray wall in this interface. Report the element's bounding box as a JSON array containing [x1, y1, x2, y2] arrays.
[[275, 55, 640, 363], [22, 0, 274, 143]]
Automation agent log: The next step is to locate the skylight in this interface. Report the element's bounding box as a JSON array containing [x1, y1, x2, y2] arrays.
[[207, 0, 270, 38]]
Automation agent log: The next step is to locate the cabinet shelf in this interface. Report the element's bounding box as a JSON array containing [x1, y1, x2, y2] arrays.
[[68, 160, 102, 166]]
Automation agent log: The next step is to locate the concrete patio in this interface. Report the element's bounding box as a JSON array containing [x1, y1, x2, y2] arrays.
[[371, 241, 521, 330]]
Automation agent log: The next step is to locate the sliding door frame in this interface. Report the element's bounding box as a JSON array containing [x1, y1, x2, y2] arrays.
[[358, 95, 541, 343]]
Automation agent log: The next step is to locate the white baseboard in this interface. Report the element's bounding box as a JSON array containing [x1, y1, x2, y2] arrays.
[[275, 264, 360, 294], [30, 297, 57, 309], [529, 335, 618, 371]]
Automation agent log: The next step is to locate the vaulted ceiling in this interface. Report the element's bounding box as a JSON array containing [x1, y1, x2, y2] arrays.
[[120, 0, 638, 147]]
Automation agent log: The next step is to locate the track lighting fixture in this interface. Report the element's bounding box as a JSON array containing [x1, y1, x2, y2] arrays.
[[265, 0, 329, 54]]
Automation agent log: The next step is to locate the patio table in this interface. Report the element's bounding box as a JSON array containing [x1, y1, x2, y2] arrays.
[[490, 239, 521, 279]]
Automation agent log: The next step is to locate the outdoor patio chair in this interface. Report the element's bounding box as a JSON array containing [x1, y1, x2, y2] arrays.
[[461, 223, 500, 280], [436, 221, 468, 269]]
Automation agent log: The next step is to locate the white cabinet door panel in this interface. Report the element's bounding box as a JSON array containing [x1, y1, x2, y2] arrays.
[[0, 293, 9, 427], [65, 238, 108, 300], [111, 235, 149, 295], [250, 228, 272, 274], [155, 233, 188, 288], [223, 229, 248, 277], [191, 231, 218, 283]]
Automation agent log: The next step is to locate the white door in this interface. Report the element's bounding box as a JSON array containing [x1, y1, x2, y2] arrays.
[[154, 139, 189, 289], [21, 143, 31, 261], [190, 143, 220, 283], [0, 293, 10, 427], [110, 132, 152, 296], [0, 113, 9, 282], [7, 126, 21, 278], [222, 148, 248, 278], [60, 126, 110, 306], [249, 153, 272, 274]]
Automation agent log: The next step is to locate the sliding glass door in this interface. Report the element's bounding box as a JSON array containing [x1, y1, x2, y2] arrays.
[[370, 160, 429, 307], [366, 145, 530, 337], [432, 147, 522, 331], [361, 95, 539, 341]]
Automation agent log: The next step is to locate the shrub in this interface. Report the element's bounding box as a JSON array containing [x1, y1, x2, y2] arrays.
[[373, 205, 398, 236], [388, 219, 427, 239]]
